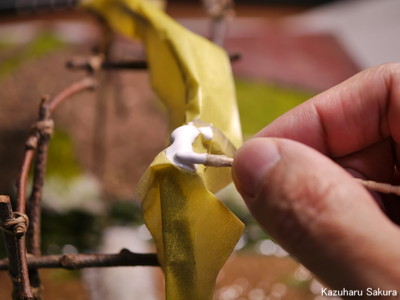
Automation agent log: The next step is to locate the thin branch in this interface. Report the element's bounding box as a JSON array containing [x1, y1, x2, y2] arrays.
[[101, 60, 148, 70], [29, 77, 95, 297], [86, 10, 114, 58], [16, 144, 37, 213], [229, 52, 241, 62], [7, 77, 97, 299], [66, 57, 148, 71], [13, 138, 37, 299], [49, 76, 97, 113], [0, 196, 34, 300], [16, 238, 33, 299], [202, 0, 235, 46], [0, 249, 159, 270], [27, 97, 51, 257], [66, 54, 240, 73], [210, 17, 228, 47], [0, 196, 21, 295], [26, 96, 53, 299]]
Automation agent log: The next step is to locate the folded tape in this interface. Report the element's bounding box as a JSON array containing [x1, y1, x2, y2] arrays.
[[82, 0, 245, 298]]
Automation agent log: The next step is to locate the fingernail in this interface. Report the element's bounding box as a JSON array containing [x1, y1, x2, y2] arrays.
[[233, 138, 281, 199]]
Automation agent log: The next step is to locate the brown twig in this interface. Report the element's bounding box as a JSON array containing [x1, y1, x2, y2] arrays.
[[31, 77, 95, 297], [202, 0, 235, 46], [16, 141, 37, 214], [49, 76, 97, 113], [0, 196, 34, 300], [0, 249, 159, 271], [27, 77, 96, 258], [3, 77, 98, 299], [16, 238, 33, 299], [13, 140, 37, 299], [0, 196, 20, 295], [90, 25, 114, 181], [66, 56, 148, 71], [25, 96, 52, 299], [66, 54, 240, 72], [209, 16, 229, 47]]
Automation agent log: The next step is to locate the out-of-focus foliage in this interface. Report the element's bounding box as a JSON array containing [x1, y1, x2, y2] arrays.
[[236, 79, 313, 137], [41, 209, 103, 254], [0, 32, 64, 78], [46, 129, 82, 179]]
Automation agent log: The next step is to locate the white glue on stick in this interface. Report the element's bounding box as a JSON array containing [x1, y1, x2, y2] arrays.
[[165, 122, 213, 171]]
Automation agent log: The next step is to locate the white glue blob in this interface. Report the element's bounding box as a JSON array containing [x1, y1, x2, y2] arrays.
[[165, 122, 213, 171]]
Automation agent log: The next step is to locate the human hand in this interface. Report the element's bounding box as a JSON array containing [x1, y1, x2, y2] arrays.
[[232, 63, 400, 291]]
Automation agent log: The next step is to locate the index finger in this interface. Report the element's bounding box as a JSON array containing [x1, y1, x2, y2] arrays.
[[256, 63, 400, 158]]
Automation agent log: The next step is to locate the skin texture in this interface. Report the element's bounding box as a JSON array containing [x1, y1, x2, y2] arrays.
[[232, 63, 400, 291]]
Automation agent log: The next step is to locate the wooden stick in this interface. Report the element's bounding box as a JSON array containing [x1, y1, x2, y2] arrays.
[[49, 76, 97, 113], [0, 196, 34, 300], [201, 155, 400, 197], [204, 154, 233, 167], [8, 77, 97, 299], [357, 179, 400, 196], [0, 249, 159, 270]]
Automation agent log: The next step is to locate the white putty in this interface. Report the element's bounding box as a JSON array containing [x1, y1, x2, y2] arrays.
[[165, 122, 213, 171], [197, 126, 213, 141]]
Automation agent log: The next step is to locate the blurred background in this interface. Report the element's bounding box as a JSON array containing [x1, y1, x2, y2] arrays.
[[0, 0, 399, 299]]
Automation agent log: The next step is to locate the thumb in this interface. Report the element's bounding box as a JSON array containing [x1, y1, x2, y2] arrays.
[[232, 138, 400, 289]]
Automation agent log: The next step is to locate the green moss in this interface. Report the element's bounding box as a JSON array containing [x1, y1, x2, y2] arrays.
[[0, 32, 65, 78], [235, 79, 314, 138], [46, 129, 82, 179]]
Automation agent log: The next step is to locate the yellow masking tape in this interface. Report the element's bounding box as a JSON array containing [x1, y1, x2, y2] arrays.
[[82, 0, 244, 299]]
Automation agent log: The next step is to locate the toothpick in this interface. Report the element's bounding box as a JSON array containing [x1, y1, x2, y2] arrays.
[[201, 155, 400, 197], [204, 154, 233, 167], [357, 179, 400, 196]]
